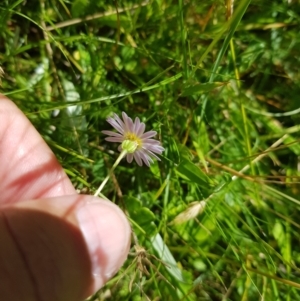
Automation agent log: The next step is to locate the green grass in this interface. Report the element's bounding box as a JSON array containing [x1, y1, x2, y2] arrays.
[[1, 0, 300, 300]]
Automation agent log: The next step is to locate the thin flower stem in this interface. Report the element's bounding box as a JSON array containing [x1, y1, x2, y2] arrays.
[[94, 150, 127, 197]]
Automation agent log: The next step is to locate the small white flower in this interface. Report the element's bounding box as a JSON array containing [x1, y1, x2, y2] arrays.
[[102, 112, 164, 166]]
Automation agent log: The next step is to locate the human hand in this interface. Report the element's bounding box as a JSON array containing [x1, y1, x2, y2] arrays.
[[0, 96, 131, 301]]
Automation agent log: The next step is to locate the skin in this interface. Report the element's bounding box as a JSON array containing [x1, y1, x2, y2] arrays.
[[0, 96, 131, 301]]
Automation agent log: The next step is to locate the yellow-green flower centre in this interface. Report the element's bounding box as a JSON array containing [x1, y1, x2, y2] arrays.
[[124, 132, 142, 148]]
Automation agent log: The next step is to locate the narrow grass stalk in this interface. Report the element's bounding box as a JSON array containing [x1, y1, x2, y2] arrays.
[[198, 0, 251, 123], [178, 0, 188, 79], [230, 37, 255, 175], [94, 150, 127, 197]]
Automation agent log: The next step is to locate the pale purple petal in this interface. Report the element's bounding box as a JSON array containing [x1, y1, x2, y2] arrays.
[[133, 152, 143, 166], [142, 137, 159, 142], [133, 117, 140, 133], [126, 153, 134, 163], [142, 148, 161, 160], [141, 131, 157, 139], [143, 143, 165, 153], [127, 117, 135, 132], [113, 113, 126, 129], [122, 112, 134, 132], [103, 112, 164, 166], [105, 137, 124, 142], [102, 130, 123, 137], [138, 151, 153, 166], [142, 138, 162, 145], [136, 122, 145, 137], [107, 117, 124, 134]]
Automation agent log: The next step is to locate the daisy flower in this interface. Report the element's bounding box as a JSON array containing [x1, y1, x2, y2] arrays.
[[102, 112, 164, 166]]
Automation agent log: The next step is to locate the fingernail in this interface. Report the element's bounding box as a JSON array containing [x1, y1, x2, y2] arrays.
[[75, 199, 131, 288]]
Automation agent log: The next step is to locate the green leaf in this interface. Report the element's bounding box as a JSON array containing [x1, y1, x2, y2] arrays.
[[71, 0, 89, 18], [273, 221, 285, 247], [151, 233, 186, 283], [124, 196, 156, 236], [176, 159, 213, 191], [181, 82, 226, 96], [60, 78, 89, 156], [27, 58, 49, 89], [100, 15, 131, 32]]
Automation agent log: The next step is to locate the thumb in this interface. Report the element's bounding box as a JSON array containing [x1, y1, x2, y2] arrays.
[[0, 195, 131, 301]]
